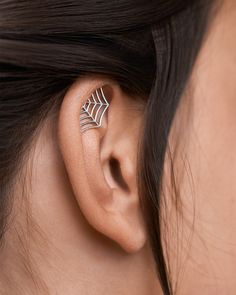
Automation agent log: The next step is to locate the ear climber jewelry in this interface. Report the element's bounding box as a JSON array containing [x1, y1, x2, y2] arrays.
[[80, 87, 110, 133]]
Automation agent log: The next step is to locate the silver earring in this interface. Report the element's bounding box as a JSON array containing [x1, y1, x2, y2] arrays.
[[80, 87, 109, 133]]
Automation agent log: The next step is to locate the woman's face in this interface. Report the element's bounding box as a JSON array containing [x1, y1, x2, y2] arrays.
[[165, 1, 236, 293]]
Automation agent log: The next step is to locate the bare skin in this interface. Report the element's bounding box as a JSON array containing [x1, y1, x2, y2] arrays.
[[166, 0, 236, 294], [0, 80, 161, 295]]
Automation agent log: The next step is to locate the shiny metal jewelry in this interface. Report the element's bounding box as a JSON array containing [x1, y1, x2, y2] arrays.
[[80, 87, 109, 133]]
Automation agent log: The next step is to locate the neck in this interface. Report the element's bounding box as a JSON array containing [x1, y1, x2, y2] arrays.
[[0, 117, 160, 295]]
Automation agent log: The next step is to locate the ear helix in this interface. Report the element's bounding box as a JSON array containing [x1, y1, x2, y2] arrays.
[[80, 87, 110, 133]]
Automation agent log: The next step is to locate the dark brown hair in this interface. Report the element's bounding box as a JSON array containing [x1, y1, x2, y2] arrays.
[[0, 1, 212, 294]]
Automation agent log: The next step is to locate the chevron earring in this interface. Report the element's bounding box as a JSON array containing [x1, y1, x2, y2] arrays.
[[80, 87, 110, 133]]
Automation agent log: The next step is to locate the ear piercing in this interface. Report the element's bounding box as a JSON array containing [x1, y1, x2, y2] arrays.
[[80, 87, 110, 133]]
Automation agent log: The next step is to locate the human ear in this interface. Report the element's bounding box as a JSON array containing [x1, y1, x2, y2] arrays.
[[58, 76, 147, 253]]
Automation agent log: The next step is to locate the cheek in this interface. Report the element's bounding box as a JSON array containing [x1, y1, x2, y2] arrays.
[[162, 20, 236, 293]]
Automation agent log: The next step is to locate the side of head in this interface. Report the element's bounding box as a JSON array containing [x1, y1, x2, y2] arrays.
[[0, 1, 213, 294]]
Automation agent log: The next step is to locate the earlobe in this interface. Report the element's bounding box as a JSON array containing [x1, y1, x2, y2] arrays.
[[58, 76, 147, 253]]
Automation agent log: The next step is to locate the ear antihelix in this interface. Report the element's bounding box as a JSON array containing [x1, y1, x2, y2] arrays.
[[80, 86, 110, 133]]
